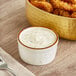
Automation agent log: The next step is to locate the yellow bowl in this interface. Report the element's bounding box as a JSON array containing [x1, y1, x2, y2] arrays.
[[25, 0, 76, 40]]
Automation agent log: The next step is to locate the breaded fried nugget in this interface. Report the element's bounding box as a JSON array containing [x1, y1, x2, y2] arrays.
[[31, 1, 53, 12], [53, 9, 70, 17], [70, 0, 76, 4], [50, 0, 76, 12], [62, 0, 76, 4], [30, 0, 46, 2], [71, 12, 76, 18]]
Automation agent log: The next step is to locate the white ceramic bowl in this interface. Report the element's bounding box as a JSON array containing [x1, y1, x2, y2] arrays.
[[17, 27, 59, 65]]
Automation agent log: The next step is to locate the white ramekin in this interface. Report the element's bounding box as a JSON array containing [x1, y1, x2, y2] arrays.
[[17, 27, 59, 65]]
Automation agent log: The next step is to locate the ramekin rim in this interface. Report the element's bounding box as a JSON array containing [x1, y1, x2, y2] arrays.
[[17, 26, 59, 50]]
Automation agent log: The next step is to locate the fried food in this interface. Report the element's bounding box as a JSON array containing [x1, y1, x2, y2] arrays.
[[31, 1, 53, 12], [62, 0, 70, 3], [50, 0, 76, 12], [53, 9, 70, 17], [70, 0, 76, 4], [30, 0, 76, 18], [62, 0, 76, 4], [71, 12, 76, 17], [30, 0, 46, 2]]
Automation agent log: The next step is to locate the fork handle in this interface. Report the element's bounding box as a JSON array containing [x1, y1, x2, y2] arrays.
[[7, 67, 16, 76]]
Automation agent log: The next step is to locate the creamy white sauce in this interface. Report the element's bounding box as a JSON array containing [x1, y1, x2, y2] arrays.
[[19, 27, 57, 48]]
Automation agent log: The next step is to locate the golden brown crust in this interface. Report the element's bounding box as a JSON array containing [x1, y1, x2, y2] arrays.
[[30, 0, 46, 2], [62, 0, 76, 4], [70, 0, 76, 4], [31, 1, 53, 12], [71, 12, 76, 17], [50, 0, 76, 12], [53, 9, 70, 17]]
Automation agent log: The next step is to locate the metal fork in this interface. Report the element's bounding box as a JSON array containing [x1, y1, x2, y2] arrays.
[[0, 56, 16, 76]]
